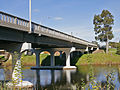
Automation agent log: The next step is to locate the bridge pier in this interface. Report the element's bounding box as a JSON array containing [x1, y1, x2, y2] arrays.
[[50, 51, 55, 66], [66, 52, 70, 66], [34, 49, 41, 67], [5, 43, 33, 88], [31, 47, 77, 70], [63, 47, 77, 69]]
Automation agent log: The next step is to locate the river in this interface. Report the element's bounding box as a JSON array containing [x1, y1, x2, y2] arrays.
[[0, 65, 120, 89]]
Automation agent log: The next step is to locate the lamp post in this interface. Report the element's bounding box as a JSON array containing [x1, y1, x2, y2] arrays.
[[29, 0, 32, 33]]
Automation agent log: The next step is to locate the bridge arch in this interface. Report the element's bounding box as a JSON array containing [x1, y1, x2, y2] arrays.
[[40, 51, 51, 66], [70, 51, 83, 66]]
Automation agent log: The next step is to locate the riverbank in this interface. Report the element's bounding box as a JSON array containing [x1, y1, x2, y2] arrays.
[[3, 54, 65, 66], [76, 49, 120, 65], [3, 49, 120, 66]]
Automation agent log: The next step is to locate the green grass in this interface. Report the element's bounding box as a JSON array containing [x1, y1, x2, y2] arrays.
[[109, 48, 117, 53], [4, 48, 120, 66], [4, 54, 49, 66], [4, 54, 65, 66], [76, 49, 120, 65], [0, 56, 4, 58]]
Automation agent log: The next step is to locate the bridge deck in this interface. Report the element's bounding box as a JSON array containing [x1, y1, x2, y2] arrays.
[[0, 11, 97, 47]]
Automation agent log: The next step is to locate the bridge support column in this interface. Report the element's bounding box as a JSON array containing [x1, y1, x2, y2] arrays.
[[66, 52, 70, 66], [64, 47, 76, 67], [6, 43, 33, 87], [11, 52, 22, 84], [34, 49, 41, 67], [97, 47, 99, 50], [50, 51, 55, 66], [85, 46, 89, 52]]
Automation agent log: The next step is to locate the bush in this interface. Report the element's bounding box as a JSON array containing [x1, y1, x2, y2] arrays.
[[116, 43, 120, 55]]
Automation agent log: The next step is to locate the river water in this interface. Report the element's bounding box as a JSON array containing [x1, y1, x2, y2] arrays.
[[0, 65, 120, 89]]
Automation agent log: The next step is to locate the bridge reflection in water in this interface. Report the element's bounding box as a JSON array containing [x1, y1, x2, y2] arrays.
[[1, 66, 120, 89], [34, 69, 76, 90]]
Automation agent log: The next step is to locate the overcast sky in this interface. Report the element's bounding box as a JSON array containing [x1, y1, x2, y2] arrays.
[[0, 0, 120, 44]]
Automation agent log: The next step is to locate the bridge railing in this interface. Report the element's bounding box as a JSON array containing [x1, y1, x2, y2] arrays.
[[0, 11, 97, 47]]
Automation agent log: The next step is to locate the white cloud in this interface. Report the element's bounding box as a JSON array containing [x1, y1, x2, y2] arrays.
[[33, 9, 39, 12], [53, 17, 63, 20]]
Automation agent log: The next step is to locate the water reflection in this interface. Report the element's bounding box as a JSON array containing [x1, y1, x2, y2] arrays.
[[1, 66, 120, 89], [34, 69, 76, 89], [0, 69, 4, 80]]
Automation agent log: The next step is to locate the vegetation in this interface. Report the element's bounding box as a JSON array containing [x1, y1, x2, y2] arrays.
[[116, 43, 120, 55], [4, 54, 66, 66], [76, 48, 120, 65], [93, 10, 114, 53], [109, 42, 119, 48], [109, 42, 120, 55], [3, 48, 120, 66], [4, 54, 48, 66]]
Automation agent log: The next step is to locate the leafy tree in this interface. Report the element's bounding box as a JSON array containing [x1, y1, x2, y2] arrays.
[[109, 42, 118, 48], [93, 10, 114, 53]]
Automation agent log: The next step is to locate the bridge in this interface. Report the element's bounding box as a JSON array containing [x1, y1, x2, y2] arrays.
[[0, 11, 97, 69]]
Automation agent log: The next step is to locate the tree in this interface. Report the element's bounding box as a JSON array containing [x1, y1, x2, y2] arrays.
[[93, 10, 114, 53], [109, 42, 118, 48]]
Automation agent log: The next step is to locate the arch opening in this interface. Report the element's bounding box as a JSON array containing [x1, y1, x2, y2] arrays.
[[70, 51, 83, 66], [40, 51, 51, 66]]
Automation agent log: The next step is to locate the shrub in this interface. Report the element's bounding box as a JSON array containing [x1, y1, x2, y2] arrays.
[[116, 43, 120, 55]]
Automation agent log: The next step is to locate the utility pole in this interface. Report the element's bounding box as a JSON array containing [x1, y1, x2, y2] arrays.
[[29, 0, 32, 33]]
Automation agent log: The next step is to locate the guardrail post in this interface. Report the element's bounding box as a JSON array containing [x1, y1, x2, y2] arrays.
[[1, 15, 4, 21], [5, 15, 7, 22], [14, 17, 17, 24]]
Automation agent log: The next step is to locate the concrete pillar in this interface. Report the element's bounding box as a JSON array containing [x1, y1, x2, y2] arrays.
[[65, 47, 76, 67], [50, 52, 55, 66], [97, 47, 99, 50], [85, 46, 89, 52], [60, 51, 62, 59], [34, 49, 41, 67], [66, 52, 70, 66], [11, 52, 22, 85], [11, 53, 17, 72], [91, 47, 93, 50]]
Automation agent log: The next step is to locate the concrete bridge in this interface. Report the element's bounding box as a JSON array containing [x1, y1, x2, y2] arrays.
[[0, 11, 97, 69]]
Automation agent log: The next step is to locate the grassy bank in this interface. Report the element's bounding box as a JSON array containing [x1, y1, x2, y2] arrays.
[[76, 48, 120, 65], [3, 48, 120, 66], [4, 54, 48, 66], [4, 54, 65, 66]]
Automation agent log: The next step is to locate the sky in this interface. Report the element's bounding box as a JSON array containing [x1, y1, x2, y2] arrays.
[[0, 0, 120, 45]]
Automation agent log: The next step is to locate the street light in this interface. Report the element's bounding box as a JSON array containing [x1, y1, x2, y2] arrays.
[[29, 0, 32, 33]]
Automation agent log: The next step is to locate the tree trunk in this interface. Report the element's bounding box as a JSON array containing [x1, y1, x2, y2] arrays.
[[106, 35, 109, 53]]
